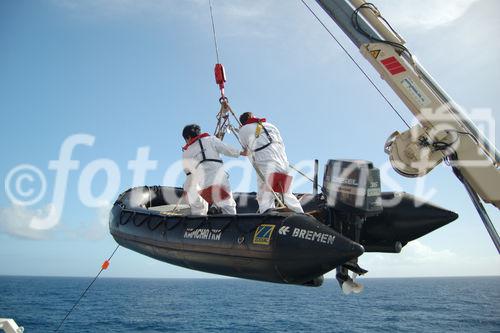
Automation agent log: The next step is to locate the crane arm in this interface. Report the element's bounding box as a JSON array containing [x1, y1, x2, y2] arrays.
[[314, 0, 500, 252]]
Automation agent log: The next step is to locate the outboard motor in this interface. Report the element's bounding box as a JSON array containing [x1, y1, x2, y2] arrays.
[[323, 159, 382, 215], [323, 160, 382, 294]]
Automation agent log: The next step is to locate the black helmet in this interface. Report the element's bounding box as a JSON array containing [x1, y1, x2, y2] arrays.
[[239, 112, 254, 126], [182, 124, 201, 140]]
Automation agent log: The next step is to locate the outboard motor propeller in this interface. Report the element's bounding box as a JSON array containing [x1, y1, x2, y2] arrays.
[[339, 273, 364, 295], [324, 159, 382, 293]]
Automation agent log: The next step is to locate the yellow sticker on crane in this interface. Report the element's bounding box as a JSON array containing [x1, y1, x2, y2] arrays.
[[370, 49, 381, 59]]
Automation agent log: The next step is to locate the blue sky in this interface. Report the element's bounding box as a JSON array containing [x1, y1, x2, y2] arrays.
[[0, 0, 498, 278]]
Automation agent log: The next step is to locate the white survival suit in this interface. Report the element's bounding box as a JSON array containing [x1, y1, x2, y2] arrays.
[[238, 118, 304, 213], [182, 133, 240, 215]]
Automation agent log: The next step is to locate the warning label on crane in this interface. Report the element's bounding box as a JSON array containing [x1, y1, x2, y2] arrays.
[[380, 56, 406, 75], [370, 49, 381, 59]]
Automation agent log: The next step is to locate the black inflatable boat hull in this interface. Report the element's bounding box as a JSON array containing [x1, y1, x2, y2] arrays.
[[110, 186, 457, 285], [110, 204, 364, 285]]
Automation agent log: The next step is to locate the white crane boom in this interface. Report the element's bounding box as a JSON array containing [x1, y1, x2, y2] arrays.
[[314, 0, 500, 252]]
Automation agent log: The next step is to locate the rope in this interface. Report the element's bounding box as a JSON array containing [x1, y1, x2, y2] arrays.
[[208, 0, 221, 63], [54, 244, 120, 332], [288, 163, 327, 195], [214, 99, 241, 140], [299, 0, 411, 129]]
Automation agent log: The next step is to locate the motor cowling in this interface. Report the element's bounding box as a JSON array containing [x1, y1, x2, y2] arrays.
[[323, 159, 382, 216]]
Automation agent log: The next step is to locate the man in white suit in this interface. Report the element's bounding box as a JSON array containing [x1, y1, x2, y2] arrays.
[[238, 112, 303, 213]]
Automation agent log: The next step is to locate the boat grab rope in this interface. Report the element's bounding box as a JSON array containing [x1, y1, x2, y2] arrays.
[[54, 244, 120, 332]]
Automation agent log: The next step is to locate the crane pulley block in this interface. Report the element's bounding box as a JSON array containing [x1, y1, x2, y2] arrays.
[[214, 63, 226, 91], [384, 126, 444, 178]]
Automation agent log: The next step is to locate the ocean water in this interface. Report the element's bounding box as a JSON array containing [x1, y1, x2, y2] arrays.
[[0, 276, 499, 332]]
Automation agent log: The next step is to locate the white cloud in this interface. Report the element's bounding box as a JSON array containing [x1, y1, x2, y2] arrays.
[[49, 0, 481, 33], [213, 1, 276, 38], [50, 0, 277, 38], [0, 204, 57, 240], [50, 0, 205, 21], [67, 203, 111, 240], [0, 203, 111, 240], [217, 1, 270, 20], [374, 240, 456, 264], [357, 240, 500, 278], [376, 0, 480, 30], [51, 0, 268, 18]]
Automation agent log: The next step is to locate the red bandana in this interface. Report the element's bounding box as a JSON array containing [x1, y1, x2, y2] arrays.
[[182, 133, 210, 151], [242, 117, 266, 126]]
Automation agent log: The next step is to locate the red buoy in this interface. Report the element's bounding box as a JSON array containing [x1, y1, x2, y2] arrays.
[[101, 260, 110, 270]]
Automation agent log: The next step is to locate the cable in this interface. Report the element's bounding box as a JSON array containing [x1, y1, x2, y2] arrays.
[[54, 245, 120, 332], [208, 0, 221, 63], [427, 129, 476, 154], [299, 0, 411, 129], [351, 3, 412, 58]]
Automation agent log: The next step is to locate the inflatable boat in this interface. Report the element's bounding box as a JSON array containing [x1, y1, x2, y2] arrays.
[[110, 160, 458, 288]]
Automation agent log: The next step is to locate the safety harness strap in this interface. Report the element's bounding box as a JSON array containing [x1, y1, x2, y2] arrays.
[[254, 122, 273, 152], [196, 138, 223, 168]]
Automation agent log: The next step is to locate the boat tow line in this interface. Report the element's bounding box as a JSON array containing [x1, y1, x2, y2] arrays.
[[54, 244, 120, 332]]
